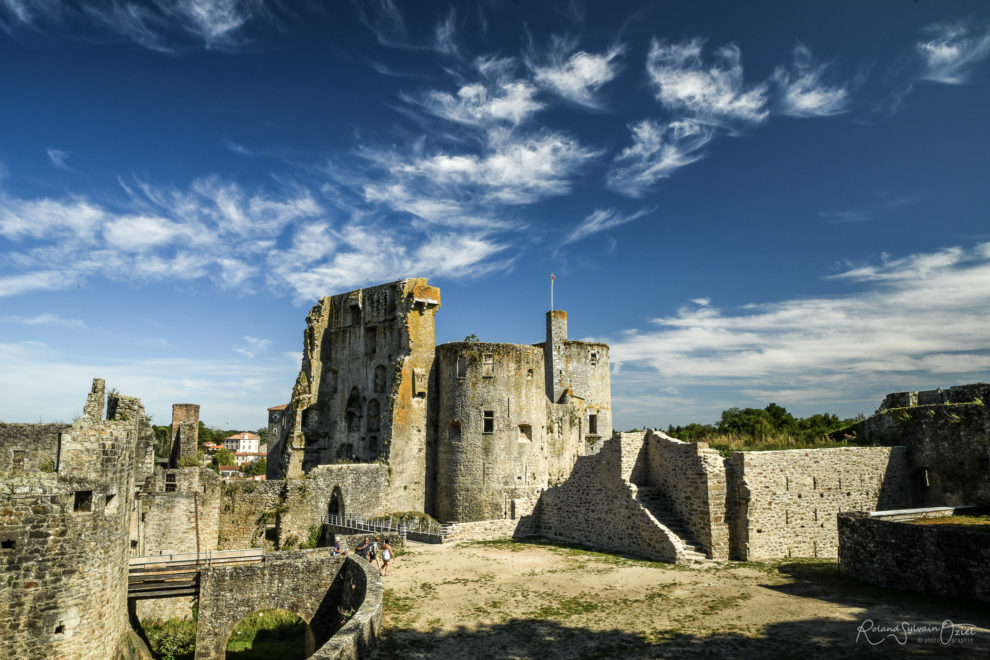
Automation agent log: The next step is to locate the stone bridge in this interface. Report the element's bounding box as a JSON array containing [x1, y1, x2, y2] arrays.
[[192, 548, 381, 660]]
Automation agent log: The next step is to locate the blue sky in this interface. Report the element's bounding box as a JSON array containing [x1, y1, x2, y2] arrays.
[[1, 1, 989, 431]]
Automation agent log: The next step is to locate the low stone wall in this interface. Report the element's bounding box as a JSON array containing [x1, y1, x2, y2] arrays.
[[535, 435, 681, 562], [838, 511, 990, 602], [645, 431, 729, 559], [442, 517, 537, 543]]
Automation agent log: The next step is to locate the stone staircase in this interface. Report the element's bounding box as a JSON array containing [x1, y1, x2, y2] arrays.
[[632, 486, 708, 562]]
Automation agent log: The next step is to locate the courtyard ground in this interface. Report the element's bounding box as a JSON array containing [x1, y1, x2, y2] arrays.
[[372, 537, 990, 659]]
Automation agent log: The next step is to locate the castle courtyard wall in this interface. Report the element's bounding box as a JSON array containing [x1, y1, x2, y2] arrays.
[[0, 423, 69, 474], [727, 446, 912, 560]]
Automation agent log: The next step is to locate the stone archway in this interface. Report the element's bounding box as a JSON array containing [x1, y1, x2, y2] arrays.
[[194, 551, 375, 660], [329, 486, 344, 518], [225, 608, 314, 658]]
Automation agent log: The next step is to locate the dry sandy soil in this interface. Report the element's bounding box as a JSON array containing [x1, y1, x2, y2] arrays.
[[370, 537, 990, 659]]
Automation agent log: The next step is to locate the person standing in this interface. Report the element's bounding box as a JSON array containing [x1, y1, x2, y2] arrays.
[[355, 537, 370, 561], [380, 540, 393, 576]]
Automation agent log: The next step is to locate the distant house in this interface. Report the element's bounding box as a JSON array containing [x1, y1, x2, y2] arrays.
[[233, 451, 266, 467], [218, 465, 243, 480], [203, 441, 224, 454], [223, 432, 260, 454]]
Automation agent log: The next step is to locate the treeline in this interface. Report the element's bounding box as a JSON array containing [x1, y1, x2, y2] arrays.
[[151, 421, 268, 459], [664, 403, 861, 450]]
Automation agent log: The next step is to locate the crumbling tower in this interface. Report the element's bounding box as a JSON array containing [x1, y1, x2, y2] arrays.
[[169, 403, 200, 467]]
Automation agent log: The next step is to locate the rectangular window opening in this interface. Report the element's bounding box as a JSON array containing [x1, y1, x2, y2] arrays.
[[73, 491, 93, 513], [482, 354, 494, 378], [55, 624, 65, 634], [590, 351, 599, 365], [105, 493, 116, 510], [1, 539, 14, 550], [448, 422, 461, 443], [365, 326, 377, 354], [483, 410, 494, 434], [457, 356, 468, 379], [518, 424, 532, 442], [165, 473, 177, 493], [588, 414, 598, 436]]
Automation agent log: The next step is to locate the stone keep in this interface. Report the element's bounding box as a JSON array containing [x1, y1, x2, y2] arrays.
[[272, 278, 612, 522]]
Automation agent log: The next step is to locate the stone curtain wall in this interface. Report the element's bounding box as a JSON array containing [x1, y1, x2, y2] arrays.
[[0, 380, 149, 660], [218, 464, 389, 550], [442, 518, 537, 542], [0, 423, 68, 473], [645, 431, 729, 559], [536, 434, 682, 562], [838, 512, 990, 603], [849, 386, 990, 507], [194, 549, 383, 660], [727, 446, 911, 560]]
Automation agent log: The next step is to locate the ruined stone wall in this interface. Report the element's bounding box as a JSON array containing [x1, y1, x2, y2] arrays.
[[278, 279, 439, 513], [0, 423, 67, 473], [644, 431, 729, 559], [848, 385, 990, 507], [838, 511, 990, 603], [726, 446, 911, 560], [442, 517, 538, 542], [218, 464, 389, 550], [266, 405, 289, 481], [535, 434, 681, 562], [0, 380, 142, 660], [109, 395, 156, 487], [435, 342, 547, 522]]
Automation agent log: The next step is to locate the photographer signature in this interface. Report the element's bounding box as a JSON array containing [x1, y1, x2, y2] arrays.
[[856, 619, 978, 647]]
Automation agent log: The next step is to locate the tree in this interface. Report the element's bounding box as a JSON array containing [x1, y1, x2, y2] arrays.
[[152, 425, 172, 459], [249, 458, 267, 476], [255, 427, 269, 445], [463, 334, 480, 342], [211, 448, 235, 471]]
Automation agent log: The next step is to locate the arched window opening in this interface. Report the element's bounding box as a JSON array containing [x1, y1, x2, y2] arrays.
[[374, 365, 387, 393]]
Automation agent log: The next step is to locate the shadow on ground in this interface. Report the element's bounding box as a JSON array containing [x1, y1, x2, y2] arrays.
[[375, 559, 990, 659]]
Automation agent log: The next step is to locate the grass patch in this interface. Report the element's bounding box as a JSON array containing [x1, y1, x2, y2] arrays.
[[531, 594, 602, 619], [909, 514, 990, 529], [225, 609, 307, 659], [142, 618, 196, 660], [466, 537, 683, 569], [383, 588, 417, 628]]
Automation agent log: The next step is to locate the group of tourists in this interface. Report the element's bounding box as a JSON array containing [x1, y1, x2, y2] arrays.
[[348, 536, 394, 576]]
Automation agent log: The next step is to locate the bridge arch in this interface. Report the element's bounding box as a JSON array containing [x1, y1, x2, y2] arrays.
[[224, 608, 314, 658], [194, 550, 381, 660]]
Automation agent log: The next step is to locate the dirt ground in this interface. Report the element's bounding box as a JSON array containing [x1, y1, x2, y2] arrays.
[[370, 537, 990, 659]]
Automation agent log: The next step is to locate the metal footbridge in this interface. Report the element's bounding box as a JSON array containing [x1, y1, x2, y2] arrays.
[[326, 513, 451, 544]]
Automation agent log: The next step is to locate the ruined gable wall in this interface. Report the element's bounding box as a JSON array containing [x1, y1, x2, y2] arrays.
[[727, 446, 911, 560], [645, 431, 729, 559], [0, 424, 67, 473], [434, 342, 547, 522], [535, 433, 681, 562], [277, 279, 438, 514], [0, 381, 141, 660]]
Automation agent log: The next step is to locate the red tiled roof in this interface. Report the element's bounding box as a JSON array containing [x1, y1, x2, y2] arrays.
[[234, 452, 266, 457], [268, 404, 289, 411], [224, 432, 260, 441]]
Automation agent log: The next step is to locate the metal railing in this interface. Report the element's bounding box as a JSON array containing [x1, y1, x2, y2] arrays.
[[326, 513, 451, 540]]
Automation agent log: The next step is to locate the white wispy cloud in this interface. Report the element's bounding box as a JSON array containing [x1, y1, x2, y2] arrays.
[[234, 335, 271, 359], [608, 243, 990, 424], [1, 0, 270, 51], [528, 36, 624, 108], [46, 148, 71, 170], [606, 119, 713, 196], [646, 37, 769, 127], [772, 44, 850, 117], [406, 77, 544, 127], [3, 313, 85, 328], [917, 20, 990, 84], [564, 207, 654, 245], [0, 270, 82, 297]]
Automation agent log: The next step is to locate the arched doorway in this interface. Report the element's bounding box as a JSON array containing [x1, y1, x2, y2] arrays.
[[328, 486, 344, 519], [226, 609, 313, 659]]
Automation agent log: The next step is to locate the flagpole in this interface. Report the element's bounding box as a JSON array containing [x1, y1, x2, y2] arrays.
[[550, 273, 554, 311]]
